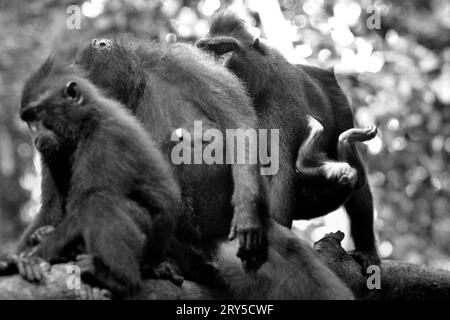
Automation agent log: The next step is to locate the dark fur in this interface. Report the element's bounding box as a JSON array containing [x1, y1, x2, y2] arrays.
[[19, 61, 182, 298], [215, 221, 353, 299], [196, 11, 379, 267], [76, 37, 266, 269], [15, 38, 354, 299]]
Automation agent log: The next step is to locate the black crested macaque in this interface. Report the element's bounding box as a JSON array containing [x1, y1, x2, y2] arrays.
[[196, 11, 380, 269], [17, 60, 184, 298], [8, 38, 355, 299], [296, 116, 377, 215], [18, 37, 266, 272], [77, 38, 354, 298], [73, 37, 353, 299]]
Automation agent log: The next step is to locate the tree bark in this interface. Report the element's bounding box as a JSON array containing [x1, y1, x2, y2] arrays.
[[0, 232, 449, 300], [314, 231, 450, 300]]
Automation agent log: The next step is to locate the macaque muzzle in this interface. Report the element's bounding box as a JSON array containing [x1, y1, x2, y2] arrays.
[[27, 121, 59, 153]]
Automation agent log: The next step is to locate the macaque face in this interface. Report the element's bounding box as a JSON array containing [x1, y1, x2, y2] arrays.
[[20, 78, 86, 155]]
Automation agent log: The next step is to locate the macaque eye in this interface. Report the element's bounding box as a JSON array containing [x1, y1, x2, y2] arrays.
[[63, 81, 83, 104]]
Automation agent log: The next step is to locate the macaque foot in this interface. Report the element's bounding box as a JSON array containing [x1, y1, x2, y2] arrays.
[[28, 225, 55, 246], [339, 126, 377, 145], [152, 261, 184, 286], [16, 256, 51, 282], [76, 284, 111, 300], [228, 213, 267, 272], [321, 161, 358, 187], [350, 249, 381, 273]]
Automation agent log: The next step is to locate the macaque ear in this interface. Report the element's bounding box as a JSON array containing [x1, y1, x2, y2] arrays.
[[253, 38, 266, 55], [63, 81, 83, 104], [196, 36, 240, 56]]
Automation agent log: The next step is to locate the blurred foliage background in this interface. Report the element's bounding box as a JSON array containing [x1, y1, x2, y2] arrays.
[[0, 0, 449, 269]]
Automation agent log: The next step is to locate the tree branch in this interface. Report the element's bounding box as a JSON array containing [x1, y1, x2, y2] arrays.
[[314, 232, 450, 300], [1, 232, 449, 299]]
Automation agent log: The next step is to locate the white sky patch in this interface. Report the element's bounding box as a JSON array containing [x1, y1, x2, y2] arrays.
[[364, 135, 383, 154], [19, 152, 41, 224], [333, 0, 361, 26], [250, 0, 296, 62], [82, 0, 105, 19], [331, 24, 354, 46], [338, 41, 385, 73], [199, 0, 221, 16], [303, 0, 323, 16], [294, 43, 313, 58], [387, 118, 400, 131], [248, 27, 261, 39], [379, 241, 394, 258]]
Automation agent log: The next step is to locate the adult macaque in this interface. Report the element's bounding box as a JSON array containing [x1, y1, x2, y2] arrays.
[[196, 11, 380, 268], [3, 37, 355, 299], [16, 60, 183, 298], [18, 37, 266, 271]]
